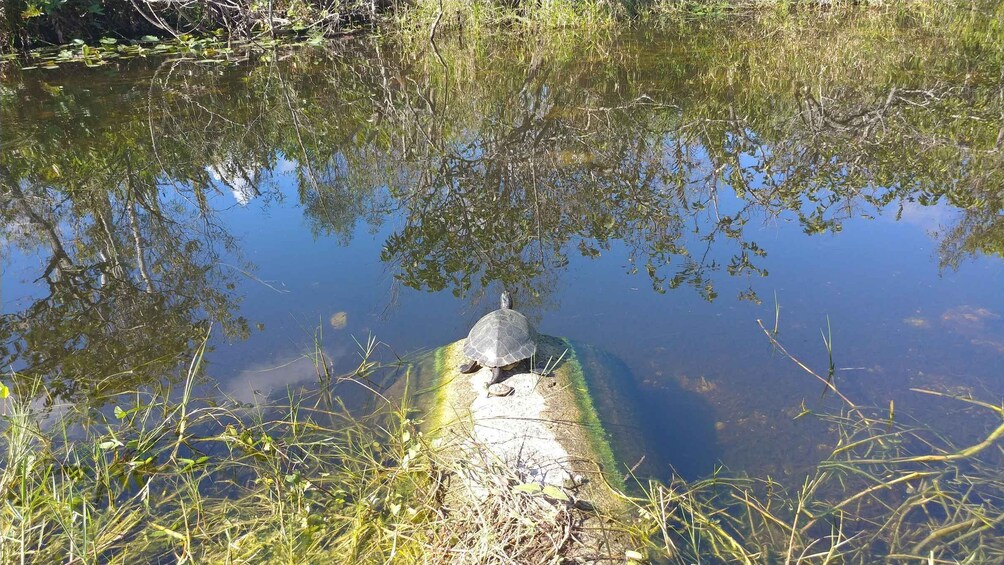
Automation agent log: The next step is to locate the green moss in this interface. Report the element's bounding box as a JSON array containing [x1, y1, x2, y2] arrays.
[[410, 342, 457, 434], [414, 337, 627, 492], [557, 339, 628, 493], [428, 343, 451, 431]]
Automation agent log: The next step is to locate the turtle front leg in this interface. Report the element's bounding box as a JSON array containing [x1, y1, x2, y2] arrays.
[[458, 359, 480, 373], [487, 366, 502, 386]]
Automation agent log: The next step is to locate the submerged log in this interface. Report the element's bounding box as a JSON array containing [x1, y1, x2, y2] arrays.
[[403, 334, 659, 558]]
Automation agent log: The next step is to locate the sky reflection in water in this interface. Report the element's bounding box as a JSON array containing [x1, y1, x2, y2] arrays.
[[2, 21, 1004, 479]]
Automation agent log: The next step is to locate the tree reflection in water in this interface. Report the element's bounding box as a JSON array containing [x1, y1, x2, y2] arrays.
[[2, 16, 1002, 406]]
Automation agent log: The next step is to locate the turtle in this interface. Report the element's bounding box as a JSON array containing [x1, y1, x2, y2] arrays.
[[459, 292, 538, 387]]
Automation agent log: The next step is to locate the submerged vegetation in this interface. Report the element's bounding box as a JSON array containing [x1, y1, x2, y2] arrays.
[[2, 326, 1003, 562]]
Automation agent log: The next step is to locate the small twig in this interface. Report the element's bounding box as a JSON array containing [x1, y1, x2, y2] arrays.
[[217, 262, 288, 294], [429, 0, 444, 43]]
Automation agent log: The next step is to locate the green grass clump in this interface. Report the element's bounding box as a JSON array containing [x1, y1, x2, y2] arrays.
[[612, 321, 1004, 564], [3, 327, 1004, 563], [0, 335, 613, 563], [0, 338, 446, 562]]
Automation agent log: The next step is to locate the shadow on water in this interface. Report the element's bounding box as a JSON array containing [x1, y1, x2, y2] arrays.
[[570, 340, 719, 481]]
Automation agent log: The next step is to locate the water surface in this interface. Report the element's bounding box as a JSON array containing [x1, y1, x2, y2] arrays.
[[3, 17, 1004, 479]]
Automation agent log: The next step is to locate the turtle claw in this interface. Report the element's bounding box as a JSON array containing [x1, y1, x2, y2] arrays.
[[487, 383, 514, 397], [487, 366, 503, 386], [458, 360, 480, 373]]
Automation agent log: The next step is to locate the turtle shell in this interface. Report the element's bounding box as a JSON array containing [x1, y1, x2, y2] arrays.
[[463, 308, 538, 368]]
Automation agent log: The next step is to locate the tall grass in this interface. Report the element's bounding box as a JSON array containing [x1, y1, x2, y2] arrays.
[[7, 0, 988, 53], [2, 324, 1003, 562], [0, 334, 618, 563], [623, 401, 1004, 562]]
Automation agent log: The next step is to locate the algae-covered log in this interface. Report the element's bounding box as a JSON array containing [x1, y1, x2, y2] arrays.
[[404, 333, 669, 514]]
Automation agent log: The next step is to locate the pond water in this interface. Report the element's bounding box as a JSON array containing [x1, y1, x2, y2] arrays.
[[2, 17, 1003, 481]]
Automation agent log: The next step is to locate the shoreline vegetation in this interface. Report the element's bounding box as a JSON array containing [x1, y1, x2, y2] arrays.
[[3, 2, 1004, 562], [2, 325, 1004, 562], [1, 0, 1001, 56]]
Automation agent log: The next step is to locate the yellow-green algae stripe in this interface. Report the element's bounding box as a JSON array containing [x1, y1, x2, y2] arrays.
[[415, 337, 626, 493], [406, 342, 458, 434], [430, 342, 461, 432], [558, 338, 627, 493]]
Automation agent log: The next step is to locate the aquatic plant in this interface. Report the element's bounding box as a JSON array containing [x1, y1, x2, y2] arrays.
[[2, 0, 378, 52], [614, 320, 1004, 563]]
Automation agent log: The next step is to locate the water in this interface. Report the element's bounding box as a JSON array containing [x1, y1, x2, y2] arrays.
[[2, 18, 1003, 480]]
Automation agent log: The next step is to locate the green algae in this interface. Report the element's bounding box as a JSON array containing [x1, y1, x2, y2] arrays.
[[403, 342, 458, 433], [411, 336, 630, 494], [555, 338, 628, 493]]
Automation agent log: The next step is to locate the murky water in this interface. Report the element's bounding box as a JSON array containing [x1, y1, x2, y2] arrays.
[[3, 17, 1003, 480]]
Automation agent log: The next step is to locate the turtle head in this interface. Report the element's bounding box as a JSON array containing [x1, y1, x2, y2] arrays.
[[500, 291, 512, 310]]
